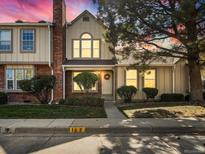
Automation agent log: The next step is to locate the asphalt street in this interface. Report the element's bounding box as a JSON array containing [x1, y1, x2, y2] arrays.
[[0, 133, 205, 154]]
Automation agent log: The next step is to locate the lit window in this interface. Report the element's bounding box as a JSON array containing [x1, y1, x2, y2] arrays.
[[21, 29, 35, 52], [144, 69, 156, 88], [0, 30, 12, 52], [126, 70, 137, 87], [72, 33, 100, 58], [6, 68, 34, 90], [73, 72, 97, 92]]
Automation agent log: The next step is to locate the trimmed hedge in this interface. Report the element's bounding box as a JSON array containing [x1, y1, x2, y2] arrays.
[[117, 86, 137, 103], [0, 92, 8, 104], [59, 96, 104, 107], [161, 93, 185, 102], [142, 88, 158, 99]]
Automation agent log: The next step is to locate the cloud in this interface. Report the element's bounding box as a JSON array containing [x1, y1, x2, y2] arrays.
[[0, 0, 97, 22]]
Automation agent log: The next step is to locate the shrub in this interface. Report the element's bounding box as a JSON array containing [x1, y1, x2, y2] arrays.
[[59, 96, 104, 107], [142, 88, 158, 99], [161, 93, 185, 102], [19, 75, 56, 104], [0, 92, 8, 104], [73, 72, 98, 93], [117, 86, 137, 103]]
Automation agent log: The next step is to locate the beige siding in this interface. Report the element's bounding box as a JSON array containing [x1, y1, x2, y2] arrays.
[[174, 60, 189, 93], [0, 26, 49, 64], [66, 13, 113, 60], [116, 65, 188, 100]]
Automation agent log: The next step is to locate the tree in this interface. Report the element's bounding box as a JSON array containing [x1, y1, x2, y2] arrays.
[[73, 72, 99, 94], [97, 0, 205, 102], [19, 75, 56, 104]]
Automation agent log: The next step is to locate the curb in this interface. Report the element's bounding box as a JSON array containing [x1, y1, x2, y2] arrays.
[[1, 126, 205, 135]]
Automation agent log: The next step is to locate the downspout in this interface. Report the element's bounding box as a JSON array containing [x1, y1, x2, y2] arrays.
[[48, 24, 54, 104], [172, 65, 176, 93]]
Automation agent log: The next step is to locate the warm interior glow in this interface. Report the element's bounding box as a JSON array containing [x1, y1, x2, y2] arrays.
[[81, 33, 92, 39], [81, 40, 92, 58], [144, 70, 156, 88], [73, 72, 97, 91], [126, 70, 137, 87]]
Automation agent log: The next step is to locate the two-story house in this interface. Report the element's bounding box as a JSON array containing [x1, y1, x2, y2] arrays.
[[0, 0, 190, 103]]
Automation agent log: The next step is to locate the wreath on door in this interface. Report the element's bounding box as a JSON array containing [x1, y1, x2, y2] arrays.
[[104, 74, 111, 80]]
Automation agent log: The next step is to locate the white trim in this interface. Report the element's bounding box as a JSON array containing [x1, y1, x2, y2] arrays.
[[0, 23, 52, 26]]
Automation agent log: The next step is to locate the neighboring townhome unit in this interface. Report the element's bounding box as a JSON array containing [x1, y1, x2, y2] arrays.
[[0, 22, 52, 102]]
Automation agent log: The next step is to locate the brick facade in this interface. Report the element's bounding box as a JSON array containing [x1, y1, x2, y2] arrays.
[[0, 65, 4, 91], [35, 65, 51, 75], [53, 0, 66, 102], [65, 70, 102, 98], [2, 64, 51, 103]]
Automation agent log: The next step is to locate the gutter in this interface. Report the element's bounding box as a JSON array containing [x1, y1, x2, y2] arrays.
[[48, 24, 54, 104]]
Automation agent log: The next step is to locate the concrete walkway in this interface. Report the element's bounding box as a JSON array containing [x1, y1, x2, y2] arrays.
[[1, 118, 205, 134], [104, 101, 126, 119]]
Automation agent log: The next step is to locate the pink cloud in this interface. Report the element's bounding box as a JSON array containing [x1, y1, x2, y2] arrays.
[[0, 0, 97, 22]]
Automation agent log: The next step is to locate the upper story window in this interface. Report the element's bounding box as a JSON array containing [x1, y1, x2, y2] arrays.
[[73, 33, 100, 59], [83, 16, 90, 22], [0, 29, 12, 52], [144, 69, 156, 88], [21, 29, 35, 52]]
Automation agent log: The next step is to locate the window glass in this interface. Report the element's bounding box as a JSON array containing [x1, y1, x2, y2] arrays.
[[72, 33, 100, 58], [0, 30, 12, 51], [6, 68, 34, 90], [144, 70, 156, 88], [6, 69, 14, 90], [93, 40, 100, 58], [73, 72, 97, 91], [73, 40, 80, 58], [81, 40, 92, 58], [21, 29, 35, 52], [126, 70, 137, 87], [81, 33, 92, 39]]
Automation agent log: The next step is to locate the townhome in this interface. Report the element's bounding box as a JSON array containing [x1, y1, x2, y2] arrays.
[[0, 0, 190, 103]]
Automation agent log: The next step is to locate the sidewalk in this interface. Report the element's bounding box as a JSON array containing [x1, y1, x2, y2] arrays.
[[1, 118, 205, 134], [104, 101, 126, 119]]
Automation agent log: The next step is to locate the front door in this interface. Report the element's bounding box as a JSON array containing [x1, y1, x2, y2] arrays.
[[101, 71, 113, 95]]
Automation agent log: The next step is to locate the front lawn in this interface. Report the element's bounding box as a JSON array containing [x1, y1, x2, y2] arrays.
[[0, 105, 107, 119], [119, 104, 205, 118]]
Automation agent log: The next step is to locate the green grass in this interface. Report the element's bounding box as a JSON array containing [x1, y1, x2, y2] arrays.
[[0, 105, 107, 119]]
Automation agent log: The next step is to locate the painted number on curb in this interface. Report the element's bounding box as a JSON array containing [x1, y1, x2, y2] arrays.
[[69, 127, 86, 133]]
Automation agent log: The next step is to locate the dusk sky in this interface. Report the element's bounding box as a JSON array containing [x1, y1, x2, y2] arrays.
[[0, 0, 98, 23]]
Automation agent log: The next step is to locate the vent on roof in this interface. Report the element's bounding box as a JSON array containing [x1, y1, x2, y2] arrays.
[[83, 16, 90, 22], [38, 20, 47, 23], [15, 20, 23, 23]]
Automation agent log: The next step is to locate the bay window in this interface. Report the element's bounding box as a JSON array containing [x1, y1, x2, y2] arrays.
[[0, 29, 12, 52]]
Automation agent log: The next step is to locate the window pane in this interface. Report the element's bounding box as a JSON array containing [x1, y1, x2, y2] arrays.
[[144, 70, 156, 88], [81, 33, 91, 39], [25, 69, 33, 80], [82, 40, 91, 58], [73, 40, 80, 58], [93, 40, 100, 48], [21, 30, 34, 51], [126, 70, 137, 87], [6, 69, 14, 80], [126, 80, 137, 87], [93, 48, 100, 58], [7, 80, 13, 90], [16, 70, 24, 80], [0, 30, 11, 51], [0, 30, 11, 41]]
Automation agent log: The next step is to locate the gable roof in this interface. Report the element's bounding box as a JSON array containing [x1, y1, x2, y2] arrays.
[[67, 10, 106, 28]]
